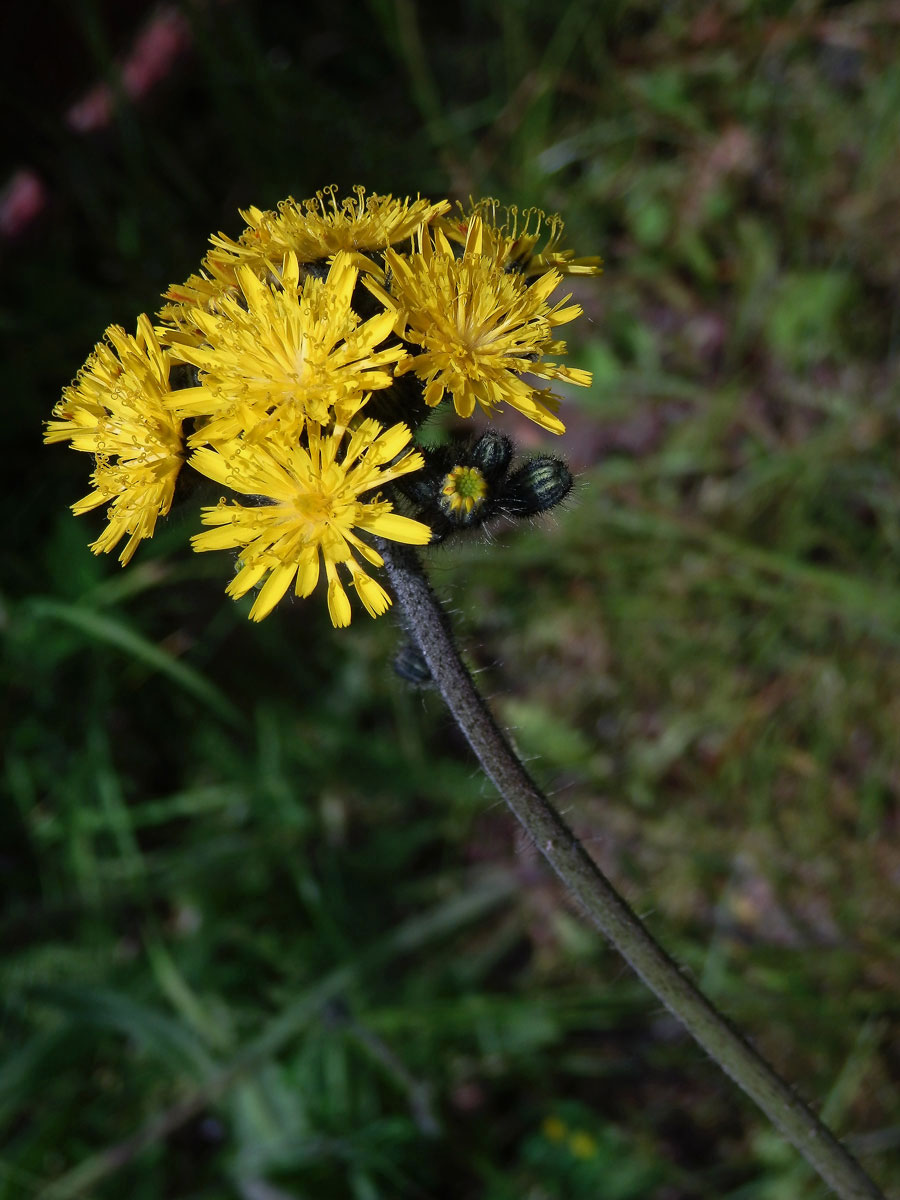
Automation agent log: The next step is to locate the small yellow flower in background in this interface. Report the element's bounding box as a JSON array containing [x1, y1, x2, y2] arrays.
[[370, 215, 592, 435], [541, 1115, 599, 1160], [44, 315, 184, 565], [166, 252, 404, 445], [190, 420, 431, 625], [568, 1129, 599, 1159], [542, 1115, 568, 1143], [439, 199, 603, 278]]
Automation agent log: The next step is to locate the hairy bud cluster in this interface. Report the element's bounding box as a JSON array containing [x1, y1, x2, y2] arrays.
[[392, 431, 574, 686], [396, 430, 574, 544]]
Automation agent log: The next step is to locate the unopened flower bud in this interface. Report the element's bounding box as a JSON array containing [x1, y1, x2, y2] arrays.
[[394, 638, 432, 686], [500, 456, 573, 517], [469, 430, 513, 482]]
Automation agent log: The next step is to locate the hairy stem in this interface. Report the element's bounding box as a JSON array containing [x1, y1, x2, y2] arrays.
[[380, 541, 884, 1200]]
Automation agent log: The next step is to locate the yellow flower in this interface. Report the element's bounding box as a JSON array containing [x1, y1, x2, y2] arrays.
[[167, 252, 405, 445], [442, 465, 487, 515], [190, 420, 431, 625], [568, 1130, 598, 1160], [212, 186, 451, 274], [370, 215, 592, 434], [439, 199, 603, 278], [45, 315, 184, 565], [542, 1115, 568, 1143], [161, 189, 449, 342]]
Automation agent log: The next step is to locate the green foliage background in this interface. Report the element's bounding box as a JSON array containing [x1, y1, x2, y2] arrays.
[[2, 1, 899, 1196]]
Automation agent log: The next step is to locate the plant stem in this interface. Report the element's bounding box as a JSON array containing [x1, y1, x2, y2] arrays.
[[380, 541, 885, 1200]]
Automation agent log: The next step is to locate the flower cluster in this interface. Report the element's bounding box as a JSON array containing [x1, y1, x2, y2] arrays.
[[47, 187, 599, 625]]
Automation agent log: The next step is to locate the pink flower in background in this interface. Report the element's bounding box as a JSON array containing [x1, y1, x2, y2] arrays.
[[0, 169, 47, 238], [65, 6, 192, 133], [1, 6, 193, 241]]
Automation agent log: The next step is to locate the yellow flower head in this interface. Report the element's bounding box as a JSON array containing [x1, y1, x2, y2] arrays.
[[190, 420, 431, 626], [371, 216, 592, 434], [438, 199, 603, 278], [161, 188, 449, 341], [442, 465, 487, 515], [213, 186, 451, 274], [167, 251, 404, 445], [45, 315, 184, 565]]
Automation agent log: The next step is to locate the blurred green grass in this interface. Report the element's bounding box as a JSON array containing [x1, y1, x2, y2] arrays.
[[2, 1, 900, 1196]]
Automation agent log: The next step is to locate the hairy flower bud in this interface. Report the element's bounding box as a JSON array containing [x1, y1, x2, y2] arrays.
[[394, 638, 433, 686], [499, 456, 573, 517], [469, 430, 513, 482]]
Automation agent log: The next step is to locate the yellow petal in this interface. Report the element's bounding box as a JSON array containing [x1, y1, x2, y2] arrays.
[[451, 387, 477, 419], [192, 524, 241, 552], [368, 512, 432, 545], [371, 422, 412, 463], [327, 577, 352, 627], [353, 569, 391, 618], [506, 391, 566, 435], [279, 251, 300, 293], [295, 548, 320, 597], [463, 215, 483, 258], [190, 447, 231, 487], [236, 265, 267, 309], [357, 308, 397, 350], [249, 562, 296, 620], [71, 491, 107, 516], [423, 379, 444, 407], [558, 366, 592, 387], [526, 269, 563, 304], [228, 560, 269, 599], [549, 303, 583, 325]]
